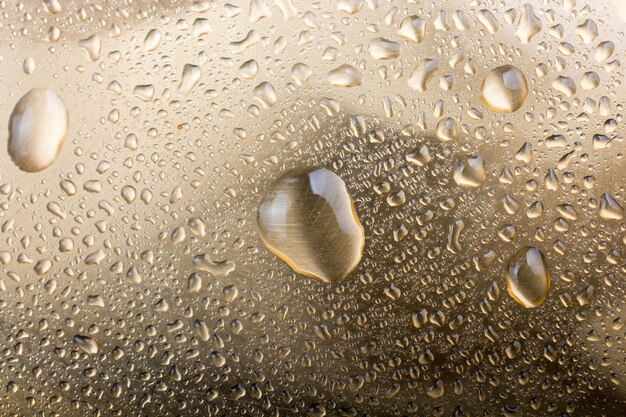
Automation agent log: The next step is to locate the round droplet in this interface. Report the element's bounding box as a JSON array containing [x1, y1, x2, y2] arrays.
[[506, 246, 550, 308], [480, 65, 528, 112], [257, 167, 365, 283], [8, 88, 69, 172]]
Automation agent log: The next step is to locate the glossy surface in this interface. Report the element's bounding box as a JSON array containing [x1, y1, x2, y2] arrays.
[[0, 0, 624, 416]]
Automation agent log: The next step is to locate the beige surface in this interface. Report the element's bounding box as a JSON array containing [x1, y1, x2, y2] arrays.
[[0, 0, 624, 415]]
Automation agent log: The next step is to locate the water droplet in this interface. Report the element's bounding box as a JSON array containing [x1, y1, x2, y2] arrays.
[[257, 167, 365, 283], [179, 64, 202, 95], [552, 76, 577, 97], [407, 58, 438, 92], [291, 63, 313, 85], [328, 64, 363, 87], [252, 81, 277, 107], [480, 65, 528, 112], [78, 34, 102, 61], [506, 246, 550, 308], [599, 193, 624, 220], [73, 335, 99, 354], [398, 15, 426, 43], [8, 88, 69, 172], [454, 156, 487, 187], [515, 3, 542, 44], [23, 57, 35, 75], [368, 37, 400, 60], [143, 29, 161, 51]]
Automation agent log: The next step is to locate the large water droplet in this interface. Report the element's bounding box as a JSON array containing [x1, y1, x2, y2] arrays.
[[599, 193, 624, 220], [453, 155, 487, 187], [368, 37, 400, 60], [506, 246, 550, 308], [8, 88, 69, 172], [327, 64, 363, 87], [480, 65, 528, 112], [257, 167, 365, 283]]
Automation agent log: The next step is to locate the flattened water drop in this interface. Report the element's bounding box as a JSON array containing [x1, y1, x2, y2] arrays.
[[178, 64, 202, 95], [252, 81, 277, 108], [143, 29, 161, 51], [552, 76, 576, 97], [515, 3, 542, 44], [506, 246, 550, 308], [8, 88, 69, 172], [73, 334, 98, 354], [368, 37, 400, 60], [599, 193, 624, 220], [480, 65, 528, 112], [257, 167, 365, 283], [407, 58, 438, 92], [454, 155, 487, 187], [398, 15, 426, 43], [328, 64, 363, 87], [78, 34, 102, 61]]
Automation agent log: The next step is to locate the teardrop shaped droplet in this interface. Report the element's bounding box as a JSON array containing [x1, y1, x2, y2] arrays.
[[8, 88, 69, 173], [257, 167, 365, 283], [506, 246, 550, 308], [480, 65, 528, 113]]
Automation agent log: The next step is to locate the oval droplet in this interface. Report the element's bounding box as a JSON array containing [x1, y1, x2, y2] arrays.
[[506, 246, 550, 308], [257, 167, 365, 283], [8, 88, 69, 172], [480, 65, 528, 113]]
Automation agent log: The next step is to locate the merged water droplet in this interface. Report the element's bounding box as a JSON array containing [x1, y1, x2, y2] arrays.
[[257, 167, 365, 283], [8, 88, 69, 172], [506, 246, 550, 308], [480, 65, 528, 112]]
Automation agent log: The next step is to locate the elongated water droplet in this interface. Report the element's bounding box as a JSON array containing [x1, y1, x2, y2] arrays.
[[407, 58, 438, 92], [143, 29, 161, 51], [599, 193, 624, 220], [368, 37, 400, 60], [257, 167, 365, 283], [506, 246, 550, 308], [73, 334, 99, 354], [8, 88, 69, 172], [515, 3, 542, 44], [179, 64, 202, 95]]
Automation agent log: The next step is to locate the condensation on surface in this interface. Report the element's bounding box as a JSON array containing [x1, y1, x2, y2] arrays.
[[0, 0, 625, 416]]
